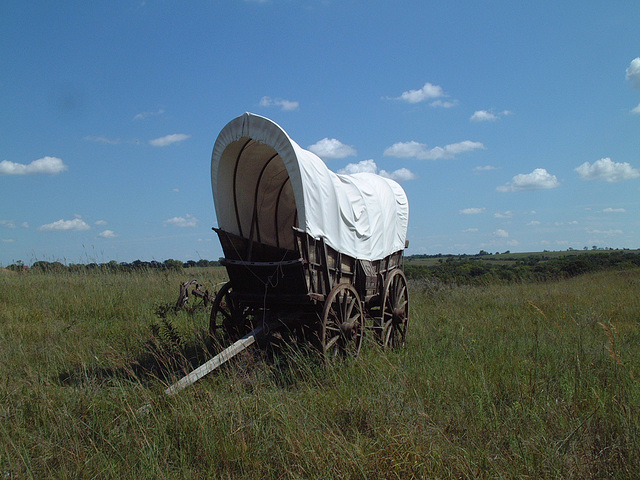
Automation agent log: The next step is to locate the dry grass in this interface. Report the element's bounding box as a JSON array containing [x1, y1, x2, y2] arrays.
[[1, 267, 639, 478]]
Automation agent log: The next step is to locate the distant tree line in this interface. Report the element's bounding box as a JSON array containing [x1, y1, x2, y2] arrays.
[[404, 250, 640, 285], [7, 249, 639, 281], [5, 258, 221, 273]]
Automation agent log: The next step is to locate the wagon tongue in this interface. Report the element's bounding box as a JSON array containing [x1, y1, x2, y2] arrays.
[[164, 323, 269, 396]]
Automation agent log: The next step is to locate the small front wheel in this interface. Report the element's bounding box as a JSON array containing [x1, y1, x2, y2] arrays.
[[209, 281, 259, 341], [209, 281, 236, 338], [321, 283, 364, 364]]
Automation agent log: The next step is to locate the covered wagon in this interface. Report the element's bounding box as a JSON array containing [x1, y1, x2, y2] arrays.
[[209, 112, 409, 361]]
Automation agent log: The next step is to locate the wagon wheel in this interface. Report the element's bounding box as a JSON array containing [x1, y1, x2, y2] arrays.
[[209, 281, 234, 338], [381, 269, 409, 349], [321, 283, 364, 363], [209, 281, 255, 340]]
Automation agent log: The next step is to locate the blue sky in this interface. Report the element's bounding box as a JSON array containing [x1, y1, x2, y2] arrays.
[[1, 1, 639, 266]]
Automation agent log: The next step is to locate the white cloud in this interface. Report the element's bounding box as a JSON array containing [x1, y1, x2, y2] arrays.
[[133, 108, 165, 121], [2, 220, 30, 229], [494, 211, 513, 218], [462, 228, 479, 232], [459, 207, 485, 215], [473, 165, 497, 172], [0, 156, 68, 175], [95, 220, 107, 226], [602, 207, 626, 213], [384, 141, 424, 158], [337, 159, 416, 182], [308, 138, 357, 159], [575, 157, 640, 182], [339, 159, 377, 174], [379, 167, 417, 182], [84, 135, 122, 145], [430, 99, 458, 108], [497, 168, 560, 192], [259, 96, 299, 111], [149, 133, 191, 147], [84, 136, 142, 145], [384, 140, 484, 160], [626, 57, 640, 90], [0, 220, 16, 229], [1, 238, 15, 243], [38, 218, 90, 232], [632, 103, 640, 114], [395, 82, 446, 103], [527, 220, 541, 226], [163, 214, 198, 228], [494, 229, 509, 238], [470, 110, 497, 122], [98, 230, 117, 238], [589, 229, 623, 236], [470, 109, 513, 122]]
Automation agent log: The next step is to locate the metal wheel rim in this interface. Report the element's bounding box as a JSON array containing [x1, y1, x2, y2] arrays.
[[381, 270, 409, 349]]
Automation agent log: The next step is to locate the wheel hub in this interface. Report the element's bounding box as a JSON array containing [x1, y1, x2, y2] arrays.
[[392, 308, 405, 324], [340, 321, 356, 339]]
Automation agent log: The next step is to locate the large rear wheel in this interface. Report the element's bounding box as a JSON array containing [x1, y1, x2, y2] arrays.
[[321, 283, 364, 363], [381, 270, 409, 349]]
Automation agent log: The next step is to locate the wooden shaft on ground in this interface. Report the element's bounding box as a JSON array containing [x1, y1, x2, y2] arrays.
[[164, 326, 263, 396]]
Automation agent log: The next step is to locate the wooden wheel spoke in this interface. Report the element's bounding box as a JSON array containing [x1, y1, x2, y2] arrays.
[[218, 307, 233, 321], [325, 334, 340, 351], [340, 294, 352, 320], [344, 297, 356, 321], [397, 324, 406, 337], [347, 314, 361, 328], [394, 285, 406, 305]]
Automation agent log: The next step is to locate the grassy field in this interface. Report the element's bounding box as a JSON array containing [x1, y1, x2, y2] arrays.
[[1, 266, 639, 478]]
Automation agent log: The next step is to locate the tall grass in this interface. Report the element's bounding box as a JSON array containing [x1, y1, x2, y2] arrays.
[[1, 267, 639, 478]]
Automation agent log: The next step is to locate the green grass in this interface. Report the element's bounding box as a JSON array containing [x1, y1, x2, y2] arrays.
[[1, 267, 639, 478]]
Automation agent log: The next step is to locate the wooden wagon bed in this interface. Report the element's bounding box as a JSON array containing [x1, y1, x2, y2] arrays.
[[215, 227, 403, 305]]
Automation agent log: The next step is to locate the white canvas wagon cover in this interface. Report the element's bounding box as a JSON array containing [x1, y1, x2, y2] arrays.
[[211, 113, 409, 262]]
